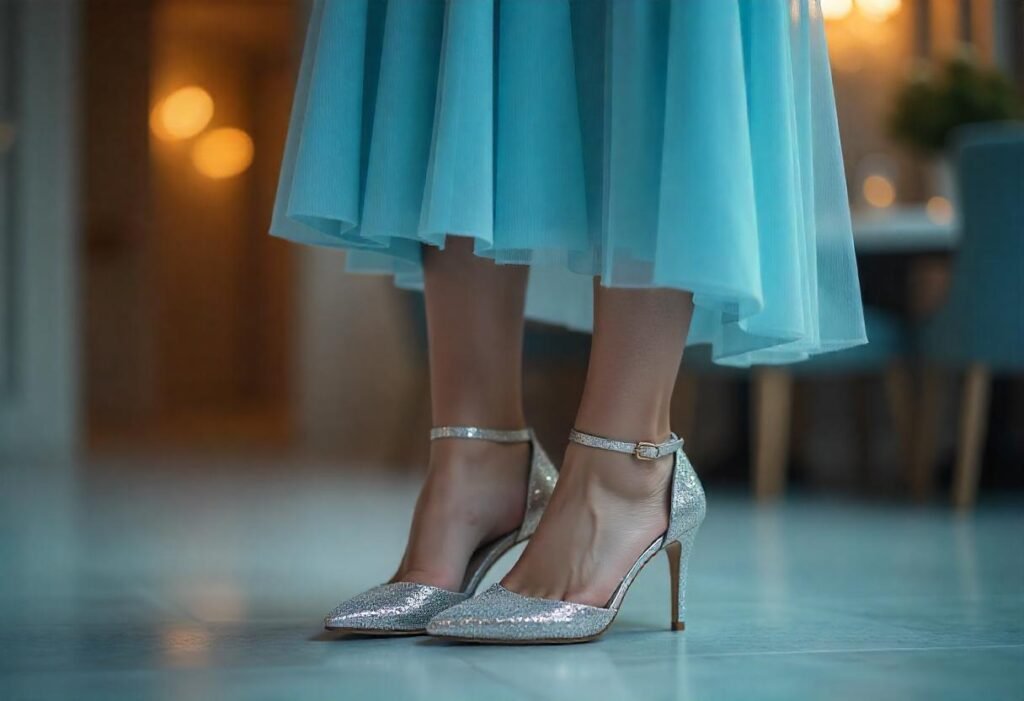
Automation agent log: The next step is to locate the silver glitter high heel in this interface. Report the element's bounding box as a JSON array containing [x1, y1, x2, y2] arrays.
[[426, 428, 705, 644], [323, 426, 558, 635]]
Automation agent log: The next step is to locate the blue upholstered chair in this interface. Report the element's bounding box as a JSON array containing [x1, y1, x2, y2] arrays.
[[916, 122, 1024, 508]]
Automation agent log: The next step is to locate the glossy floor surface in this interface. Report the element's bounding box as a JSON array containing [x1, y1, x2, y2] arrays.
[[1, 456, 1022, 700]]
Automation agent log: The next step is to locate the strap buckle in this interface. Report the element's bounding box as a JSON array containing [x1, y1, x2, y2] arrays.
[[568, 428, 683, 462], [634, 442, 660, 461]]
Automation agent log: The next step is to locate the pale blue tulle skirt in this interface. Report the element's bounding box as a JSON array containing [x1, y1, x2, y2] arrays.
[[272, 0, 867, 366]]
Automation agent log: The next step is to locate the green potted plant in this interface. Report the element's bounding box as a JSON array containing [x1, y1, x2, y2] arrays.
[[889, 47, 1021, 199]]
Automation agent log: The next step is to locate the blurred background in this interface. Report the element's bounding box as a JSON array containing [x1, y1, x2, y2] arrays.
[[3, 0, 1020, 502], [0, 1, 1022, 697]]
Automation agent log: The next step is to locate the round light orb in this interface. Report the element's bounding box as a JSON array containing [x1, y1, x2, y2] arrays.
[[191, 127, 255, 179], [821, 0, 854, 21], [856, 0, 901, 22], [863, 174, 896, 208], [926, 196, 954, 224], [151, 86, 214, 141]]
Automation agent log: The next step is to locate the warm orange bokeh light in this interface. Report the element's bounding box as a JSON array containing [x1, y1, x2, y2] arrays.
[[151, 86, 215, 141], [191, 127, 255, 179], [857, 0, 901, 22], [821, 0, 854, 21], [926, 196, 954, 224], [821, 0, 901, 22], [863, 174, 896, 208]]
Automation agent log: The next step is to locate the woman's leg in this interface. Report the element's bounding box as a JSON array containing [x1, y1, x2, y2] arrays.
[[503, 284, 694, 606], [395, 236, 531, 591]]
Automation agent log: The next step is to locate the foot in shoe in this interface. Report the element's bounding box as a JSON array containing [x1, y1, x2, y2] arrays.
[[394, 437, 529, 591], [500, 438, 672, 607]]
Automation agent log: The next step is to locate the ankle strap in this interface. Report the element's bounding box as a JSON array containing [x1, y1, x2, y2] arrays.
[[568, 428, 683, 462], [430, 426, 532, 443]]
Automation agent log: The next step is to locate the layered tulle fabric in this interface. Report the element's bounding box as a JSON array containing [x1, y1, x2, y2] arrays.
[[272, 0, 868, 366]]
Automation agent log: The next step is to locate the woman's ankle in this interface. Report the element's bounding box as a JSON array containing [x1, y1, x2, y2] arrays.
[[428, 438, 530, 475], [572, 403, 673, 446], [560, 441, 672, 504]]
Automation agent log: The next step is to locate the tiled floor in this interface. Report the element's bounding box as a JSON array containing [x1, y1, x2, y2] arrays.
[[1, 455, 1022, 700]]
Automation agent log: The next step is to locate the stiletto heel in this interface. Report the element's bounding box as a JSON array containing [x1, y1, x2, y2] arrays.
[[665, 524, 699, 632], [427, 427, 706, 643], [323, 426, 558, 635], [665, 540, 684, 631]]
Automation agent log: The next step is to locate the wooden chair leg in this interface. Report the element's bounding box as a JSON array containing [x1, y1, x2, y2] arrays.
[[751, 368, 794, 501], [910, 367, 944, 500], [884, 362, 916, 482], [953, 364, 992, 510]]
